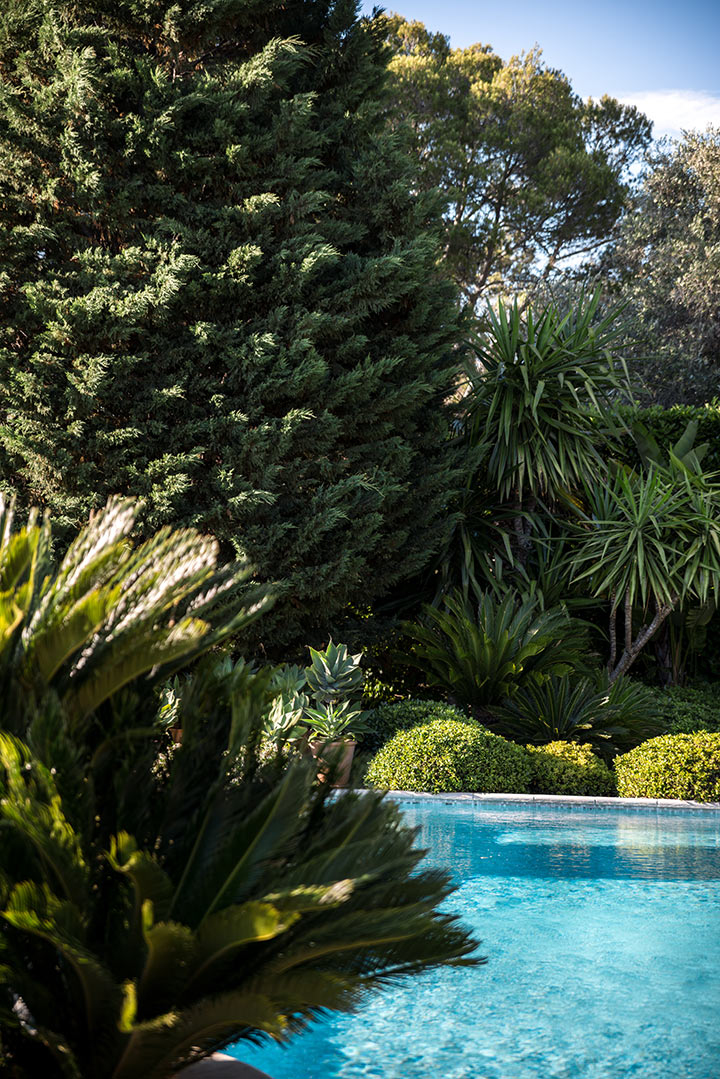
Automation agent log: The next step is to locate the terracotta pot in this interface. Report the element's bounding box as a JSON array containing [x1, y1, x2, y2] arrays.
[[308, 738, 357, 787], [174, 1053, 271, 1077]]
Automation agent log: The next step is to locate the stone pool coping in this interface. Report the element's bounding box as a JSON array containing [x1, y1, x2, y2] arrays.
[[363, 790, 720, 811]]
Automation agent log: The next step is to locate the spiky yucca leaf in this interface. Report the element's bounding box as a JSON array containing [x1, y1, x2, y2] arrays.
[[466, 291, 631, 502]]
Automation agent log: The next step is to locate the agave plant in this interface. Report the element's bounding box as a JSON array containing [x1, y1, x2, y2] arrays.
[[305, 640, 364, 703], [404, 589, 587, 711], [303, 699, 368, 742], [493, 672, 662, 759], [263, 664, 309, 745], [0, 502, 478, 1078]]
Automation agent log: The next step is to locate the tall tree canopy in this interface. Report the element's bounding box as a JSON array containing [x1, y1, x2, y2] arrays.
[[381, 15, 652, 307], [604, 128, 720, 406], [0, 0, 464, 649]]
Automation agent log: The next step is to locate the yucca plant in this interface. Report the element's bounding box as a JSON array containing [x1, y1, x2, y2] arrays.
[[493, 672, 662, 759], [0, 502, 477, 1078], [466, 291, 630, 508], [440, 291, 631, 590], [404, 589, 587, 711], [569, 466, 720, 680]]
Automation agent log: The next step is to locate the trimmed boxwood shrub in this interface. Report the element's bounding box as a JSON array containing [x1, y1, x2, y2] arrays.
[[615, 733, 720, 802], [361, 699, 468, 751], [527, 741, 617, 796], [365, 719, 531, 794]]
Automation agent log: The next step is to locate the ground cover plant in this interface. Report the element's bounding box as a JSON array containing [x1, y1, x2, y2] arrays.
[[615, 733, 720, 802], [0, 499, 478, 1078], [365, 719, 531, 794]]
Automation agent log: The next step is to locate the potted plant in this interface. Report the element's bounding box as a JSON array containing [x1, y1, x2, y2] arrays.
[[303, 640, 367, 786], [305, 700, 368, 786], [263, 663, 310, 751]]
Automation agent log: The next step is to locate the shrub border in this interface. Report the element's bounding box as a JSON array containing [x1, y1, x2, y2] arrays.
[[357, 791, 720, 811]]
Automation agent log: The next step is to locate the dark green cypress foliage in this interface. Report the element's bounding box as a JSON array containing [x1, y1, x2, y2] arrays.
[[0, 0, 463, 647]]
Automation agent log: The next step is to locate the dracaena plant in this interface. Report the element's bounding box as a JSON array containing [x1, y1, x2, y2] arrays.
[[466, 291, 630, 509], [568, 465, 720, 681], [450, 290, 631, 593], [0, 501, 477, 1079]]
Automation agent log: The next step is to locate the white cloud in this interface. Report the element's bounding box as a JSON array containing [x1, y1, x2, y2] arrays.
[[618, 89, 720, 139]]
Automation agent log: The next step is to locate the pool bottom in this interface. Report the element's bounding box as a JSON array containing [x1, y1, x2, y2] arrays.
[[231, 801, 720, 1079]]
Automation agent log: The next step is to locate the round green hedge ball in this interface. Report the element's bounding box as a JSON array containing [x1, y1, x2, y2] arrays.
[[365, 719, 531, 794], [614, 732, 720, 802], [527, 741, 616, 796]]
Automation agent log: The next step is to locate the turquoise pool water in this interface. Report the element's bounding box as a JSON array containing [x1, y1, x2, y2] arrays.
[[232, 800, 720, 1078]]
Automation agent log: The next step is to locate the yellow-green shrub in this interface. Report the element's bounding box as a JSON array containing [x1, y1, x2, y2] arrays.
[[527, 741, 616, 796], [614, 733, 720, 802], [365, 719, 531, 794]]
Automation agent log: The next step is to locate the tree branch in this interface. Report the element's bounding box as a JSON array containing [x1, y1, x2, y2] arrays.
[[608, 590, 617, 673], [609, 597, 677, 682]]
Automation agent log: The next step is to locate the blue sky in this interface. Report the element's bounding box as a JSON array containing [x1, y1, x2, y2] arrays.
[[361, 0, 720, 138]]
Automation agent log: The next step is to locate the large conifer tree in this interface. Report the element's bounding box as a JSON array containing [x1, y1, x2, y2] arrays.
[[0, 0, 463, 646]]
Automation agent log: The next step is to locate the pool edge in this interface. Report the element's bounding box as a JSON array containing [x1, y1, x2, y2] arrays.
[[350, 790, 720, 811]]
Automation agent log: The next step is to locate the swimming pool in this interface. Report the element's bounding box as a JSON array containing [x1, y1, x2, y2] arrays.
[[232, 798, 720, 1079]]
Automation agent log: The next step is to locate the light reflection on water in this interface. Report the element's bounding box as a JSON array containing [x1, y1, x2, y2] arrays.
[[412, 803, 720, 883], [235, 802, 720, 1079]]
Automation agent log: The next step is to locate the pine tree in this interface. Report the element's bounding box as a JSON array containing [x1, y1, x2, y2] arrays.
[[0, 0, 463, 648]]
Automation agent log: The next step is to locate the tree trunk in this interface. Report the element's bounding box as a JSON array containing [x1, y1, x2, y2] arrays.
[[653, 619, 674, 686], [607, 591, 617, 674], [511, 492, 536, 567], [608, 597, 677, 682]]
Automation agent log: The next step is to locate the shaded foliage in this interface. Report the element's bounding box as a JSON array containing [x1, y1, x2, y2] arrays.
[[493, 673, 661, 760], [404, 589, 587, 711]]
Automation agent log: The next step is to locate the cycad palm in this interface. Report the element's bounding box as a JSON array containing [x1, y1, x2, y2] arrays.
[[0, 494, 267, 734], [405, 589, 585, 710], [0, 501, 477, 1078]]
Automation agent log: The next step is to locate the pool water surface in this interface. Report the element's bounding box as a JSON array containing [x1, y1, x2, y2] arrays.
[[232, 800, 720, 1079]]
